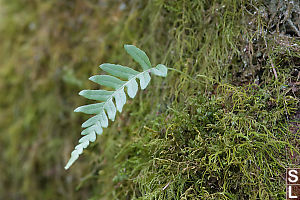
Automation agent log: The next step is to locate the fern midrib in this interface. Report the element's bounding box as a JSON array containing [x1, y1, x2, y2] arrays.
[[98, 68, 152, 118]]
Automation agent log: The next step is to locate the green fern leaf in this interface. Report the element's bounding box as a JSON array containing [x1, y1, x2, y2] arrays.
[[79, 90, 113, 101], [65, 44, 168, 170], [124, 44, 151, 70]]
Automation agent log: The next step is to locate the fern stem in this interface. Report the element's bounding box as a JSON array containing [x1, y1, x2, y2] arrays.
[[167, 67, 200, 84], [167, 67, 215, 84]]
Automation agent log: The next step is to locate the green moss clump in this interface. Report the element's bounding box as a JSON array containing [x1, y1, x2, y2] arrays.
[[112, 83, 299, 199]]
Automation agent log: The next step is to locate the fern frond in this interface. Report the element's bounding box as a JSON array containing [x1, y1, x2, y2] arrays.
[[65, 45, 168, 169]]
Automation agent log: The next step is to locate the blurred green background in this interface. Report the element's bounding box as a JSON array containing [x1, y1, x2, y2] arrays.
[[0, 0, 299, 199]]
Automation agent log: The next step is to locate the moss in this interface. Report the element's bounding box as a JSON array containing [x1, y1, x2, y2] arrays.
[[112, 83, 299, 199]]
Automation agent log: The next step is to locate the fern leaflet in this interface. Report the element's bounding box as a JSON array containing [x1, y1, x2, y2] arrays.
[[65, 45, 168, 169]]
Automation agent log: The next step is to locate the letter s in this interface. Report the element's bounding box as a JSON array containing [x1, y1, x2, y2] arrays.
[[288, 170, 299, 183]]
